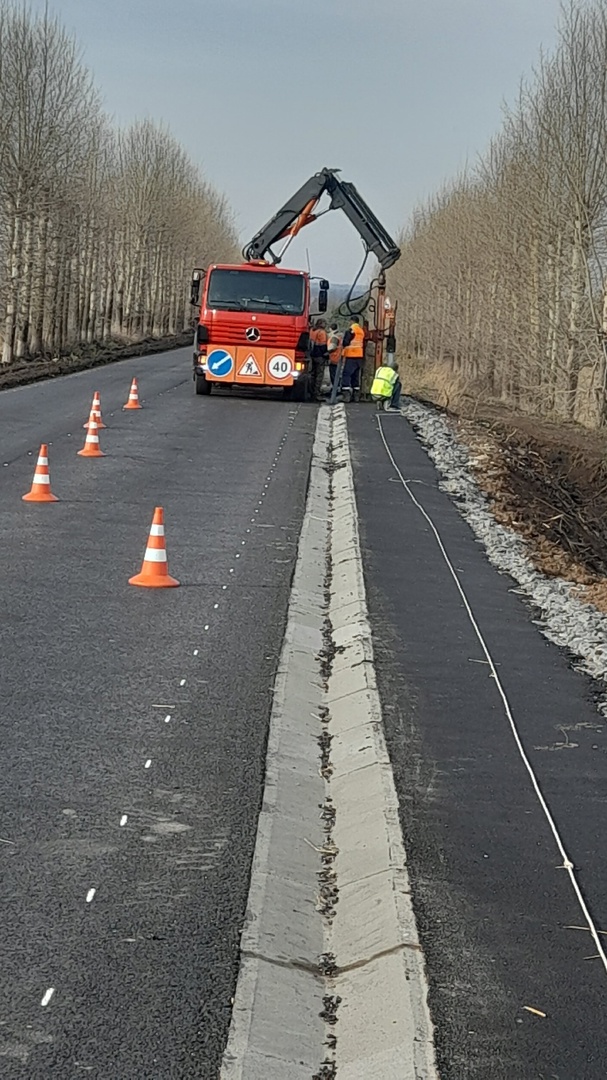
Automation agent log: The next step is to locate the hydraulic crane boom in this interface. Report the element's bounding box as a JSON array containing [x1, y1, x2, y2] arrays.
[[242, 167, 401, 271], [191, 168, 401, 400]]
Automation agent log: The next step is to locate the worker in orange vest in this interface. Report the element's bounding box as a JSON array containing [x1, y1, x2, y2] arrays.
[[309, 319, 328, 401], [327, 323, 342, 389], [340, 315, 365, 402]]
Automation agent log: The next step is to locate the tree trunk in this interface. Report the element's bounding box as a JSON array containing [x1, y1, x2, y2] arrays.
[[2, 210, 21, 364], [565, 220, 585, 421]]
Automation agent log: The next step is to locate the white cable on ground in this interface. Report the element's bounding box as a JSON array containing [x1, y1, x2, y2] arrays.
[[377, 414, 607, 975]]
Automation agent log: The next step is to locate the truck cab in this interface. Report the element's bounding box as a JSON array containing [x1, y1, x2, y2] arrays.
[[191, 263, 325, 399]]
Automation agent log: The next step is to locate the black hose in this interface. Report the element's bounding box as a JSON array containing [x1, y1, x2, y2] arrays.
[[338, 248, 379, 318]]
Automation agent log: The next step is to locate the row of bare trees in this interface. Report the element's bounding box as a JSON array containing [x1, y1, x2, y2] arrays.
[[0, 3, 237, 365], [390, 0, 607, 427]]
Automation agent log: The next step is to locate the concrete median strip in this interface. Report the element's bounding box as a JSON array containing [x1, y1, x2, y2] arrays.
[[220, 405, 437, 1080]]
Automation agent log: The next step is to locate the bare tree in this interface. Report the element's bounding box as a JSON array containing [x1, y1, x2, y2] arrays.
[[390, 0, 607, 428], [0, 2, 237, 365]]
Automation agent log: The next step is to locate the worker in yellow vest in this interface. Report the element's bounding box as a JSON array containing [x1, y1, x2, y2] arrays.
[[340, 315, 365, 402], [370, 363, 402, 411]]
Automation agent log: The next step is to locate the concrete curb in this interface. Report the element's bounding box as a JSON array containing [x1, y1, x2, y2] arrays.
[[220, 405, 437, 1079], [326, 410, 437, 1079]]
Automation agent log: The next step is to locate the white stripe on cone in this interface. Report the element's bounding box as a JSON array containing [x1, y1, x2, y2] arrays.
[[33, 474, 50, 484], [143, 548, 167, 563], [150, 524, 164, 536]]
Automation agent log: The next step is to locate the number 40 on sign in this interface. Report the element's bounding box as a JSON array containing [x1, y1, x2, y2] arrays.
[[268, 354, 292, 380]]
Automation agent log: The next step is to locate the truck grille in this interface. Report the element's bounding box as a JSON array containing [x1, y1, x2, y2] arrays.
[[209, 325, 299, 348]]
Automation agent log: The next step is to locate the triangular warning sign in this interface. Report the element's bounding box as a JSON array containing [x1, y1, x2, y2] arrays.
[[238, 354, 262, 377]]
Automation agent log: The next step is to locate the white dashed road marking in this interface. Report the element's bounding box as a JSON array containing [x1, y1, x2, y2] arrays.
[[26, 413, 299, 1027]]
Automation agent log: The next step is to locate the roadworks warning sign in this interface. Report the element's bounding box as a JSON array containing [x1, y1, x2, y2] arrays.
[[238, 354, 262, 377]]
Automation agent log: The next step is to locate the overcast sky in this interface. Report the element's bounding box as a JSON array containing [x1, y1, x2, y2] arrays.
[[30, 0, 561, 283]]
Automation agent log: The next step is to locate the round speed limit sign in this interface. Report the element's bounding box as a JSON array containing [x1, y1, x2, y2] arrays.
[[268, 354, 292, 380]]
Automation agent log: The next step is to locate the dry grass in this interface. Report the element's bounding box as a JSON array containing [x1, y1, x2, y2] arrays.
[[458, 421, 607, 614], [400, 356, 481, 413]]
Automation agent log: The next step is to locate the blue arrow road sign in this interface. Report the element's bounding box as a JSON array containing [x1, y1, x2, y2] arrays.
[[207, 349, 234, 377]]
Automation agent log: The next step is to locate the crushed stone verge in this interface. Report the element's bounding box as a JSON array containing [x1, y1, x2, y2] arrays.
[[401, 399, 607, 712]]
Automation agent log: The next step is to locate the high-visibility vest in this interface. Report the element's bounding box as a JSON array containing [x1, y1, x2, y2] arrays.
[[327, 331, 342, 361], [342, 323, 365, 358], [371, 365, 398, 399], [309, 327, 327, 358]]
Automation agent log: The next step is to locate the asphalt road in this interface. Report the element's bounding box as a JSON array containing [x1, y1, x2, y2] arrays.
[[0, 348, 317, 1077], [349, 408, 607, 1080]]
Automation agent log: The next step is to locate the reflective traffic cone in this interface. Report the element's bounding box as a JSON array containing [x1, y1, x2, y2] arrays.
[[78, 413, 105, 457], [129, 507, 180, 588], [22, 444, 59, 502], [123, 377, 141, 410], [84, 391, 105, 429]]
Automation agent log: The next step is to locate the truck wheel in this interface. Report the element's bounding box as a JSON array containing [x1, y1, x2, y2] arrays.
[[195, 373, 211, 396], [292, 375, 310, 403]]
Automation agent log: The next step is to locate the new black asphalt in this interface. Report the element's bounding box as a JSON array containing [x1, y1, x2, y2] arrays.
[[0, 349, 317, 1077], [349, 408, 607, 1080]]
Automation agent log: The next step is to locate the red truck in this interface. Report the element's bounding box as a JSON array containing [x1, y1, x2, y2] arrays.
[[190, 168, 400, 400], [190, 262, 322, 400]]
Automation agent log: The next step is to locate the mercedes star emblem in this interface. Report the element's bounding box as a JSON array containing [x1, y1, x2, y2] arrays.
[[245, 326, 261, 342]]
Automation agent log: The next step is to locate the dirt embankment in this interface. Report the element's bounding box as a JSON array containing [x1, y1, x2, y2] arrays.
[[411, 392, 607, 612], [0, 332, 193, 393]]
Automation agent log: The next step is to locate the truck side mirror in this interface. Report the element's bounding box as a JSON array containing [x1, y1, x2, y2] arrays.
[[190, 268, 205, 306], [319, 279, 330, 291], [318, 289, 328, 313]]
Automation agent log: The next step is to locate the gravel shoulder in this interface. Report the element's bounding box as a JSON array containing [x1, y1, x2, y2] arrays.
[[402, 396, 607, 707]]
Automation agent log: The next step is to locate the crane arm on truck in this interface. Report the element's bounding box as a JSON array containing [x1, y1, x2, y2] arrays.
[[190, 167, 401, 400], [242, 167, 400, 271]]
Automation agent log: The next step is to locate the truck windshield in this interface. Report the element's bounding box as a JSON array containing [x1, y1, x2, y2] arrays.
[[207, 269, 305, 315]]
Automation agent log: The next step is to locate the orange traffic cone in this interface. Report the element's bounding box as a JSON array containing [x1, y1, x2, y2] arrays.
[[123, 377, 141, 410], [22, 444, 59, 502], [78, 413, 105, 457], [129, 507, 180, 588], [84, 391, 105, 429]]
